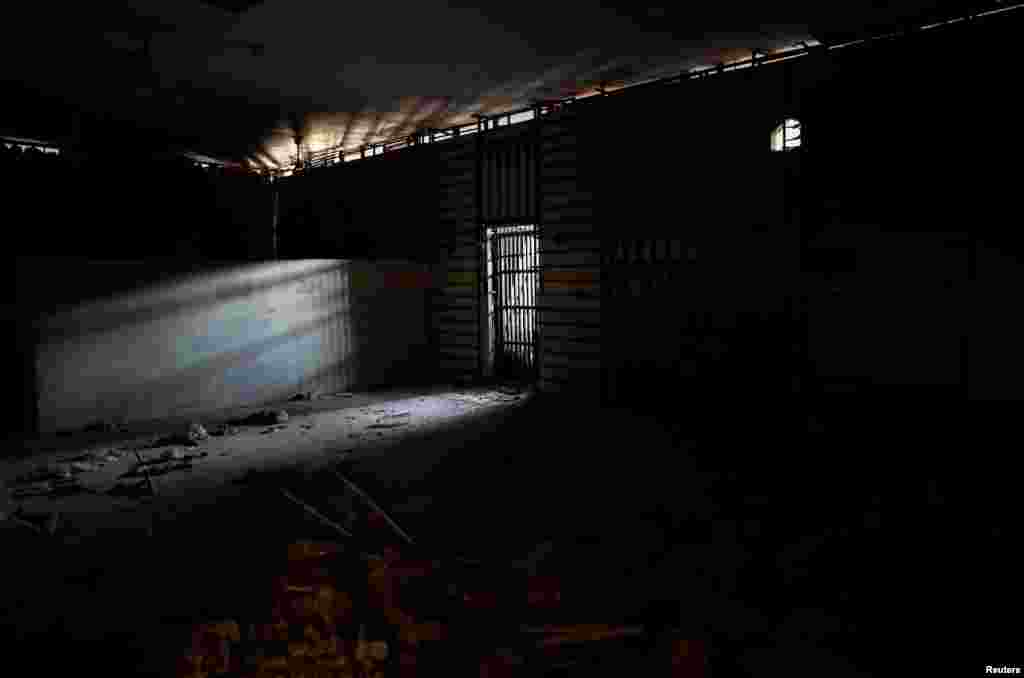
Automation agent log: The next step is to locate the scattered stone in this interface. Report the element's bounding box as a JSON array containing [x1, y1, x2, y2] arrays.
[[121, 449, 207, 479], [150, 431, 201, 448], [159, 449, 187, 461], [289, 391, 316, 402], [188, 423, 209, 441], [368, 422, 406, 430], [210, 424, 240, 437], [107, 479, 152, 498], [233, 409, 289, 426], [70, 461, 100, 474], [83, 420, 121, 434]]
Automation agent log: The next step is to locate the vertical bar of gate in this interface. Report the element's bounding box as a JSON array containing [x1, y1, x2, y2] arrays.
[[493, 231, 500, 370], [530, 227, 537, 370], [516, 229, 523, 367], [502, 147, 509, 222], [511, 229, 517, 368], [476, 129, 485, 380], [499, 147, 505, 222], [532, 229, 540, 372], [515, 144, 523, 221]]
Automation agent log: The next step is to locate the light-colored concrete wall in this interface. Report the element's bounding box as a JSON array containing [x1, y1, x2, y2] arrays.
[[27, 259, 433, 433]]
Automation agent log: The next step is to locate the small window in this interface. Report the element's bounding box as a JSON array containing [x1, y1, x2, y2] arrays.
[[771, 118, 802, 151]]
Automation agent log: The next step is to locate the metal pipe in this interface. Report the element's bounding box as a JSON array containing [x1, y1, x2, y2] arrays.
[[329, 469, 416, 546]]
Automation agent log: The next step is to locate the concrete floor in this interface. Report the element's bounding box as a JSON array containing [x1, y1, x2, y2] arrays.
[[0, 385, 1013, 677]]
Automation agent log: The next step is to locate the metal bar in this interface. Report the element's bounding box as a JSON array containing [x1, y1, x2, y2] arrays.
[[329, 469, 416, 546], [494, 231, 502, 368], [516, 229, 523, 366], [476, 127, 485, 380], [531, 227, 538, 370], [519, 143, 527, 220], [512, 229, 519, 366], [506, 146, 513, 221]]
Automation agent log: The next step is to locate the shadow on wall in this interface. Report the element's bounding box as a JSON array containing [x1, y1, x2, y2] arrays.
[[21, 259, 433, 434]]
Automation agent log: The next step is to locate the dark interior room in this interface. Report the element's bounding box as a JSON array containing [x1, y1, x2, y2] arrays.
[[2, 1, 1019, 676]]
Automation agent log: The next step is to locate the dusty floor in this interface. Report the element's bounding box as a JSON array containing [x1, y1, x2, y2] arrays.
[[0, 385, 1014, 677]]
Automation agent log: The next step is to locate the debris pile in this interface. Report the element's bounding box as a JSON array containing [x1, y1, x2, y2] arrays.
[[8, 464, 87, 499], [121, 449, 209, 479], [445, 390, 522, 407]]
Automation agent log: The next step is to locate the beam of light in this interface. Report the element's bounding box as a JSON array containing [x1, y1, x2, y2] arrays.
[[33, 260, 361, 433]]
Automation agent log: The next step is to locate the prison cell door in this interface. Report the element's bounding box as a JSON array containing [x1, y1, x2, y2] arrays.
[[487, 224, 540, 381], [480, 132, 539, 382]]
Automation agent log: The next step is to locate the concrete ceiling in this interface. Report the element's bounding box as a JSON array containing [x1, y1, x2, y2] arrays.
[[0, 1, 985, 168]]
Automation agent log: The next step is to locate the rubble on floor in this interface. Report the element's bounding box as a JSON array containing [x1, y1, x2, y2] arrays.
[[232, 410, 290, 426], [120, 449, 209, 479], [82, 419, 123, 434], [367, 422, 407, 430], [107, 478, 153, 498], [444, 391, 523, 406], [209, 424, 240, 437], [7, 466, 92, 499], [0, 506, 61, 535]]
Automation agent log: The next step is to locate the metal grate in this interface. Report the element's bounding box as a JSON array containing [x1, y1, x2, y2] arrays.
[[487, 224, 540, 380]]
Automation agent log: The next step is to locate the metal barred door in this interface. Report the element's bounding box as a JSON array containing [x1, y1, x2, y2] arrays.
[[487, 224, 540, 380], [480, 128, 540, 382]]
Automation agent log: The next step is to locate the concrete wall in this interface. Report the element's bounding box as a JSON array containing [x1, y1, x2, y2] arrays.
[[20, 258, 435, 434], [276, 146, 440, 263]]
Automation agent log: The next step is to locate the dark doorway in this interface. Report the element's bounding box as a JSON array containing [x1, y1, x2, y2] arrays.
[[485, 224, 540, 382]]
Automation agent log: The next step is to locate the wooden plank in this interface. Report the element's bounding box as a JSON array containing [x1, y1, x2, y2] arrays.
[[539, 167, 579, 183], [541, 151, 578, 168], [542, 358, 601, 371], [538, 319, 602, 330], [544, 193, 594, 209], [438, 335, 479, 348], [542, 323, 601, 338], [440, 359, 477, 371], [439, 346, 479, 359], [543, 342, 602, 358], [539, 311, 601, 326], [543, 269, 599, 286], [437, 328, 479, 339], [439, 167, 475, 180], [437, 314, 477, 326], [540, 142, 578, 158], [446, 271, 478, 286], [542, 254, 602, 269], [440, 198, 475, 211], [439, 286, 478, 298], [540, 125, 576, 139], [540, 215, 595, 228]]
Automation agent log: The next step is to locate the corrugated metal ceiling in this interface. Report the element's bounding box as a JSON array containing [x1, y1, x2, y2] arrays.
[[0, 1, 994, 167]]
